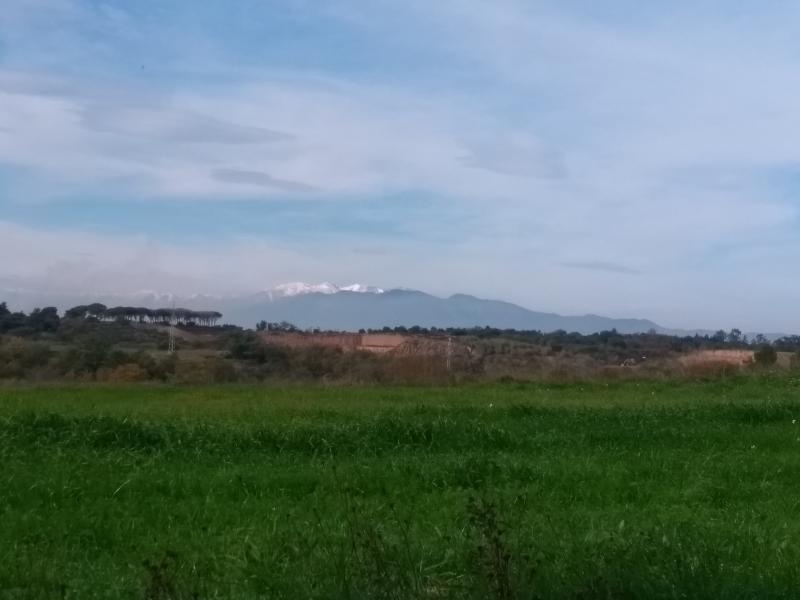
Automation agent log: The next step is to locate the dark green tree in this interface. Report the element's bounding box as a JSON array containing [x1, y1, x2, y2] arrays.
[[727, 328, 742, 344], [65, 305, 89, 319], [28, 307, 60, 332], [86, 303, 107, 319]]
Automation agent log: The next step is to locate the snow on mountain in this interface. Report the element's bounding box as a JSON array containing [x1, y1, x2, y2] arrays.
[[339, 284, 385, 294], [273, 282, 339, 297], [270, 282, 384, 298]]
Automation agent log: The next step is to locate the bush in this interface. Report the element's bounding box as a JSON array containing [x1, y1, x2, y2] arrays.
[[174, 357, 237, 383], [98, 363, 149, 382], [210, 358, 237, 383], [57, 337, 111, 375], [683, 360, 742, 379], [175, 359, 213, 383], [0, 338, 52, 379], [754, 345, 778, 367]]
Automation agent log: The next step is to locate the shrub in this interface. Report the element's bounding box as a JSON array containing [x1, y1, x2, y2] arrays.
[[754, 345, 778, 367], [173, 357, 238, 383], [210, 358, 237, 383], [379, 355, 450, 384], [148, 354, 177, 380], [0, 338, 52, 379], [683, 360, 741, 379], [98, 363, 149, 382]]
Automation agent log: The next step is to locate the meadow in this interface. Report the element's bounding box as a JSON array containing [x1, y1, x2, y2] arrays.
[[2, 376, 800, 598]]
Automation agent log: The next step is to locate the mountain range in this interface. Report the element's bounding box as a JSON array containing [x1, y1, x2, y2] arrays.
[[223, 283, 664, 334], [1, 281, 667, 335]]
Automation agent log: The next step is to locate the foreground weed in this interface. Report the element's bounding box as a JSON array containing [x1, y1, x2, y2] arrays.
[[467, 497, 531, 600], [340, 502, 425, 599], [143, 552, 198, 600]]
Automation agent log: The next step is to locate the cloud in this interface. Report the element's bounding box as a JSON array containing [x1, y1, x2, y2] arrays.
[[0, 220, 500, 301], [351, 246, 390, 256], [1, 0, 797, 213], [560, 261, 641, 275], [1, 1, 800, 330], [458, 133, 566, 179], [0, 68, 574, 201], [83, 108, 293, 145], [211, 168, 317, 192]]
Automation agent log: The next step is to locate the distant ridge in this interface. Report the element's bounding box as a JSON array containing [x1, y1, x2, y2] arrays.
[[2, 281, 788, 337], [225, 284, 662, 334]]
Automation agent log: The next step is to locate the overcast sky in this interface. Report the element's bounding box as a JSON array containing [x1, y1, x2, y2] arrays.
[[1, 0, 799, 331]]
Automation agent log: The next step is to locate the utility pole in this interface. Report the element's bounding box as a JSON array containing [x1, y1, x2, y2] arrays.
[[446, 336, 452, 372], [168, 303, 176, 354]]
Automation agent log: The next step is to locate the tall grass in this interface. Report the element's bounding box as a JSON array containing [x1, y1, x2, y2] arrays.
[[2, 376, 800, 598]]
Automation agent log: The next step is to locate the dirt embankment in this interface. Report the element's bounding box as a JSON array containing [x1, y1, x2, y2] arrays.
[[678, 349, 754, 366], [259, 332, 410, 354], [259, 332, 478, 358]]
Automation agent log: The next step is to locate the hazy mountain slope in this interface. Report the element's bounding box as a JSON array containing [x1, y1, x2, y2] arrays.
[[9, 284, 771, 335], [225, 289, 662, 334]]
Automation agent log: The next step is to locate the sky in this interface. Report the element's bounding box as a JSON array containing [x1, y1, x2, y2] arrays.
[[1, 0, 799, 332]]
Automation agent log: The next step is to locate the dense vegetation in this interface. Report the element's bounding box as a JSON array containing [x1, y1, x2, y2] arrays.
[[2, 377, 800, 598], [364, 324, 797, 350], [2, 301, 800, 384]]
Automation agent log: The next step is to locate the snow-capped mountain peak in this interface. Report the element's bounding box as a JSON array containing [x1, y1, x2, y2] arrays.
[[270, 282, 384, 298], [340, 284, 385, 294], [274, 282, 339, 296]]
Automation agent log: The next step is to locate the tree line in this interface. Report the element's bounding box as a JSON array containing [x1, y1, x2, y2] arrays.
[[0, 303, 60, 334], [1, 301, 223, 334], [65, 304, 223, 326]]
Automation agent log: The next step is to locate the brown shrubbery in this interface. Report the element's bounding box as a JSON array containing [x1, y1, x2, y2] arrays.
[[680, 360, 744, 379], [1, 317, 798, 385], [97, 363, 150, 383]]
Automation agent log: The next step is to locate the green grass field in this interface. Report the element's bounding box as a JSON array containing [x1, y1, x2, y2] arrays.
[[2, 377, 800, 599]]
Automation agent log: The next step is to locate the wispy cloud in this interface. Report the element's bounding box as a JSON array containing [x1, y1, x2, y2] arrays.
[[83, 109, 292, 145], [212, 168, 317, 192], [458, 133, 567, 179], [560, 261, 641, 275]]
